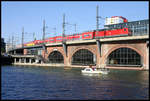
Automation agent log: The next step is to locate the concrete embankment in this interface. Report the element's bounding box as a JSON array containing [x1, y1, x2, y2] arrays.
[[12, 63, 146, 70], [13, 63, 65, 67], [13, 63, 88, 68]]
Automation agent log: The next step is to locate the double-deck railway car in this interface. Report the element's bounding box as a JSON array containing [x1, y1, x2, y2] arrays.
[[24, 43, 27, 47], [34, 40, 42, 45], [55, 36, 63, 43], [44, 38, 50, 44], [37, 40, 44, 44], [82, 31, 94, 40], [73, 34, 82, 40], [65, 35, 74, 41], [24, 41, 35, 47], [48, 37, 55, 43], [64, 33, 82, 41]]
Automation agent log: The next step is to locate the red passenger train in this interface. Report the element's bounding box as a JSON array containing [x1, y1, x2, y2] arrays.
[[24, 28, 131, 47]]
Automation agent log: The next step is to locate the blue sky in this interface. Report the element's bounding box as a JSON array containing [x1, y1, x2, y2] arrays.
[[2, 1, 149, 45]]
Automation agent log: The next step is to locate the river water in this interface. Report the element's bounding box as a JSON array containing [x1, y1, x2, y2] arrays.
[[1, 65, 149, 100]]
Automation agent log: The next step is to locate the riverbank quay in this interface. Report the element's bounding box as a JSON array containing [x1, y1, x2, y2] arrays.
[[12, 63, 88, 68], [12, 62, 147, 71]]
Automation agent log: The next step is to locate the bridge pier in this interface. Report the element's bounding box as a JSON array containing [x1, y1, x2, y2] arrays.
[[96, 40, 101, 67], [14, 51, 16, 55], [146, 41, 149, 70], [63, 43, 67, 57], [24, 58, 26, 63], [29, 58, 32, 63], [19, 58, 21, 63], [96, 40, 101, 57], [14, 58, 16, 63]]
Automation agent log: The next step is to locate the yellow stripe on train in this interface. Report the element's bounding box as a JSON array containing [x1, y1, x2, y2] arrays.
[[26, 43, 35, 46]]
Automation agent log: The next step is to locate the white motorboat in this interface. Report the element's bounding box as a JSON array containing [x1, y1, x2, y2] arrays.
[[81, 73, 100, 76], [81, 67, 101, 74], [81, 67, 110, 74]]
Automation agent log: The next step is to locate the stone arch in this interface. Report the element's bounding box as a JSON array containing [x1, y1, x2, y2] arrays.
[[70, 46, 96, 60], [45, 47, 64, 59], [47, 48, 64, 56], [102, 45, 144, 66], [48, 50, 64, 64], [70, 47, 97, 66]]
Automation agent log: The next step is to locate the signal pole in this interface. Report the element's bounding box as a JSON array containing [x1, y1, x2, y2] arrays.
[[96, 5, 101, 58], [22, 27, 24, 48], [75, 24, 77, 32], [42, 19, 47, 62], [62, 13, 67, 57], [96, 5, 99, 32], [12, 35, 14, 49], [33, 32, 36, 40], [62, 13, 65, 38], [42, 19, 45, 43], [54, 27, 56, 36]]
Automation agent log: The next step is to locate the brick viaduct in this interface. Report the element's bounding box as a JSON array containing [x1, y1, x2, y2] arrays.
[[11, 35, 149, 70], [25, 35, 148, 70]]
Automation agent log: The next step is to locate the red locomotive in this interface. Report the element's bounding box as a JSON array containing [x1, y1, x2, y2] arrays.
[[104, 28, 130, 37]]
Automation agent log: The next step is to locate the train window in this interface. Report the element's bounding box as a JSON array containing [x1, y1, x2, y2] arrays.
[[124, 28, 126, 31], [56, 38, 62, 40], [84, 34, 90, 37]]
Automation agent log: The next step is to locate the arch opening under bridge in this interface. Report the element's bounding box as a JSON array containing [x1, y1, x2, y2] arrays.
[[48, 51, 64, 64], [106, 47, 142, 67], [71, 49, 96, 66]]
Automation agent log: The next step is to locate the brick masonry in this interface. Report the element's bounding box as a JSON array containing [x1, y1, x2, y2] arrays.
[[38, 40, 149, 70]]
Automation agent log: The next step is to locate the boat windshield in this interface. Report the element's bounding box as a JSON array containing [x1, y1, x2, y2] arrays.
[[86, 69, 91, 71]]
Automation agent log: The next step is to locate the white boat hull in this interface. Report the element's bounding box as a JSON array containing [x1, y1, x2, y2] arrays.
[[81, 67, 109, 74], [81, 70, 101, 74]]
